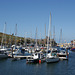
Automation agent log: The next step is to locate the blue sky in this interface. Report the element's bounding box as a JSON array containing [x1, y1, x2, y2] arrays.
[[0, 0, 75, 43]]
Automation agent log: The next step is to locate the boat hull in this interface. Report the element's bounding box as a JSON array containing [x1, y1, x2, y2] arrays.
[[71, 48, 75, 52], [57, 54, 68, 60], [0, 54, 8, 59], [46, 57, 59, 63], [26, 59, 39, 63]]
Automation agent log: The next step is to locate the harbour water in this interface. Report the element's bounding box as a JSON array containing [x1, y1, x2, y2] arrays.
[[0, 51, 75, 75]]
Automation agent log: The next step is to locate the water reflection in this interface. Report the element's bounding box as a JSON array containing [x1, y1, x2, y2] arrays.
[[0, 51, 75, 75]]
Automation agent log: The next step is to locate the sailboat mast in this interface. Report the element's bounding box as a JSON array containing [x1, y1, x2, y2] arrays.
[[45, 24, 46, 47], [35, 27, 37, 48], [50, 12, 52, 47], [47, 13, 51, 50], [4, 22, 6, 47], [1, 22, 6, 48], [9, 30, 11, 47], [30, 31, 32, 44], [24, 33, 26, 46], [39, 32, 42, 45], [15, 24, 17, 46], [59, 28, 62, 44], [53, 26, 55, 46]]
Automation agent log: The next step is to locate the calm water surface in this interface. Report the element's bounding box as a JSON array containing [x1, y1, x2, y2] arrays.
[[0, 51, 75, 75]]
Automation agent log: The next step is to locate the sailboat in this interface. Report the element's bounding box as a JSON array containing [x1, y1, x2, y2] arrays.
[[46, 12, 59, 63], [35, 28, 41, 52], [0, 22, 8, 59], [0, 22, 7, 50], [26, 52, 45, 63], [57, 29, 69, 60], [11, 24, 18, 51], [12, 24, 24, 55]]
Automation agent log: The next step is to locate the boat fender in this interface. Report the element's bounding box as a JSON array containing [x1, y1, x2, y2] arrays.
[[39, 60, 41, 64]]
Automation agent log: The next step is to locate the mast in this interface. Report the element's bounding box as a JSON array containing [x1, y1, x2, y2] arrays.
[[35, 27, 37, 48], [24, 33, 26, 46], [59, 28, 62, 44], [53, 26, 55, 46], [1, 22, 6, 48], [30, 31, 32, 44], [15, 24, 17, 46], [9, 30, 11, 47], [39, 32, 41, 46], [50, 12, 52, 47], [45, 24, 46, 47], [25, 32, 27, 47], [47, 13, 51, 50], [4, 22, 6, 47]]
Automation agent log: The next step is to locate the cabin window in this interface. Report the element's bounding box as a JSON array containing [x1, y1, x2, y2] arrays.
[[63, 52, 65, 53], [48, 50, 51, 53], [35, 53, 37, 55]]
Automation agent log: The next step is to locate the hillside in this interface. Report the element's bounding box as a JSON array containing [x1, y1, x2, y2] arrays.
[[0, 32, 57, 47], [0, 32, 24, 46]]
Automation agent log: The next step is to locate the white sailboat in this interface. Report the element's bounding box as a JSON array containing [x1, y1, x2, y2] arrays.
[[26, 52, 45, 63], [57, 48, 69, 60], [46, 50, 59, 63], [11, 24, 18, 51], [13, 48, 22, 55], [0, 22, 7, 50], [35, 28, 41, 52], [0, 22, 8, 59], [46, 12, 59, 63], [57, 29, 69, 60]]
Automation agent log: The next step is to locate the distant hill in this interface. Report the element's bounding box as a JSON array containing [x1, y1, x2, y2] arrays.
[[0, 32, 24, 46], [0, 32, 57, 47]]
